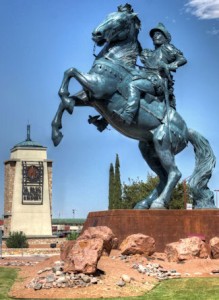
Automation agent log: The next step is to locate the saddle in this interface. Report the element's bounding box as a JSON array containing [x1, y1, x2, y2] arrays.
[[141, 94, 166, 122], [93, 57, 167, 122]]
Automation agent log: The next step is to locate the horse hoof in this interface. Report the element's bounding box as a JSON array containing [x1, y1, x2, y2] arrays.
[[52, 132, 63, 147], [150, 201, 166, 209], [194, 204, 217, 209], [134, 204, 149, 210], [134, 199, 150, 209]]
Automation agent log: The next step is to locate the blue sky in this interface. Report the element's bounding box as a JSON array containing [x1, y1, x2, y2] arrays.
[[0, 0, 219, 218]]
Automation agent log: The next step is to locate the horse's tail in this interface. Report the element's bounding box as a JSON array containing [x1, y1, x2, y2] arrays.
[[188, 128, 216, 208]]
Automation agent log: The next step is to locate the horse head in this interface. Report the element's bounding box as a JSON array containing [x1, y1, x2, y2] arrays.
[[92, 4, 141, 47]]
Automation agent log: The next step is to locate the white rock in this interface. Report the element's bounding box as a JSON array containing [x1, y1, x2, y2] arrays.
[[55, 270, 63, 276], [121, 274, 131, 283], [56, 276, 67, 284], [138, 264, 146, 273]]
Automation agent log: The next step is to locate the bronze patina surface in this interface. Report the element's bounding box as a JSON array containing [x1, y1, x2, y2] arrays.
[[52, 4, 216, 209]]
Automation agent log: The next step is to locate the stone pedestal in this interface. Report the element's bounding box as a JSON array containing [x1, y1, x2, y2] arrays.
[[82, 210, 219, 252]]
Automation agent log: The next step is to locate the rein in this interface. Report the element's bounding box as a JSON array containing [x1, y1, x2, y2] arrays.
[[93, 43, 97, 58], [92, 57, 135, 81]]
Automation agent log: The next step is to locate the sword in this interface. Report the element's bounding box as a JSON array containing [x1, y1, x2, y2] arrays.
[[164, 78, 172, 145]]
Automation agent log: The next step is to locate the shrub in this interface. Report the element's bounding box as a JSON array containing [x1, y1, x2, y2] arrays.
[[67, 231, 79, 240], [6, 231, 29, 248]]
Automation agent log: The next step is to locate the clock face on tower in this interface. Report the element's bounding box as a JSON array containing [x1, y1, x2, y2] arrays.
[[22, 162, 44, 204], [26, 165, 40, 181]]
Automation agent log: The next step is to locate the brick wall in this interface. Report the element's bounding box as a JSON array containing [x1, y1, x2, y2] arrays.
[[4, 160, 16, 236], [47, 161, 53, 214]]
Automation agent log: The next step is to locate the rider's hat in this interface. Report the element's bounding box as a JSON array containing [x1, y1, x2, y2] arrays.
[[118, 3, 134, 13], [149, 23, 171, 42]]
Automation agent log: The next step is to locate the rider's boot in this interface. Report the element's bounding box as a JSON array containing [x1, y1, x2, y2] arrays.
[[113, 84, 140, 125], [88, 115, 108, 132]]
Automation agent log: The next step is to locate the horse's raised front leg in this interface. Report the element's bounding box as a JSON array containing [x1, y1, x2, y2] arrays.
[[150, 126, 182, 209], [51, 90, 89, 147], [59, 67, 98, 100], [58, 67, 84, 114], [52, 67, 94, 147], [51, 98, 75, 146]]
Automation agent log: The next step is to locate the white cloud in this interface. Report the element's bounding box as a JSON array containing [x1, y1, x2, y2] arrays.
[[207, 27, 219, 35], [185, 0, 219, 19]]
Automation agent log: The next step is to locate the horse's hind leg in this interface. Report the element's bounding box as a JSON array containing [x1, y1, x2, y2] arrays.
[[150, 129, 182, 209], [134, 141, 168, 209]]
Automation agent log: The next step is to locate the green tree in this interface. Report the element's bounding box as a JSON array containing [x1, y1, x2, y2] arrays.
[[121, 174, 191, 209], [168, 181, 192, 209], [6, 231, 29, 248], [108, 154, 122, 209], [67, 231, 79, 240], [121, 174, 159, 208], [114, 154, 122, 208], [167, 182, 185, 209], [108, 163, 115, 209]]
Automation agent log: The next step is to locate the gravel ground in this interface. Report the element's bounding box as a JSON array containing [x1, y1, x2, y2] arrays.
[[4, 249, 219, 299]]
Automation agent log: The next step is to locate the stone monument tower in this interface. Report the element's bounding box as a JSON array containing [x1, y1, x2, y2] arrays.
[[3, 126, 52, 237]]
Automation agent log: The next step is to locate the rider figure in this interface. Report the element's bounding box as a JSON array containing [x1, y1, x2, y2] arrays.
[[113, 23, 187, 125]]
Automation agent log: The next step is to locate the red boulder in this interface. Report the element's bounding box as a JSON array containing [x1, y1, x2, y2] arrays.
[[120, 233, 155, 256]]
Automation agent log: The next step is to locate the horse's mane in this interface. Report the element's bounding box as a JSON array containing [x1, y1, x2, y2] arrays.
[[118, 3, 141, 30], [96, 8, 142, 67], [106, 40, 142, 67]]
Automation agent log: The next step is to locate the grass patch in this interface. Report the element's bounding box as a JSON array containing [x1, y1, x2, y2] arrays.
[[0, 267, 219, 300], [141, 277, 219, 300], [0, 267, 18, 300]]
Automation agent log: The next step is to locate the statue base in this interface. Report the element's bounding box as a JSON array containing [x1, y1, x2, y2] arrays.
[[82, 209, 219, 251]]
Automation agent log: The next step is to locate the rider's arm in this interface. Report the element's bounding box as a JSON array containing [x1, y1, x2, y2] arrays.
[[165, 44, 187, 71], [139, 49, 152, 65]]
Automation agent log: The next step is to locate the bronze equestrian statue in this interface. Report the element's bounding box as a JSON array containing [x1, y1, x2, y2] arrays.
[[51, 4, 216, 209]]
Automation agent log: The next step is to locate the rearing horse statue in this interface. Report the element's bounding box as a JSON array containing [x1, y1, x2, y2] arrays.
[[51, 4, 216, 209]]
